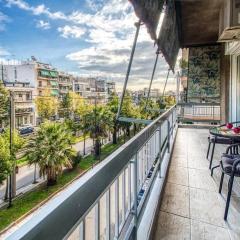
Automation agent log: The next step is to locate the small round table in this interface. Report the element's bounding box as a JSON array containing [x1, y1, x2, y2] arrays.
[[209, 124, 240, 175], [210, 125, 240, 143]]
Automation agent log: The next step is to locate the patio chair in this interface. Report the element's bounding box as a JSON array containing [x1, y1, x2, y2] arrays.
[[218, 143, 240, 220], [207, 135, 233, 170]]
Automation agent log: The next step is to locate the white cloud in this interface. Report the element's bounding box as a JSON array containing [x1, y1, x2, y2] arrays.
[[0, 11, 10, 31], [36, 20, 50, 30], [4, 0, 177, 90], [5, 0, 67, 20], [0, 47, 10, 56], [58, 25, 86, 39]]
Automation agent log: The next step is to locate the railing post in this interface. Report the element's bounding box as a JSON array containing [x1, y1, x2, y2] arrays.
[[167, 120, 170, 153], [171, 112, 174, 136], [106, 190, 110, 240], [131, 153, 138, 239], [158, 124, 162, 178], [95, 202, 100, 240], [115, 179, 119, 238]]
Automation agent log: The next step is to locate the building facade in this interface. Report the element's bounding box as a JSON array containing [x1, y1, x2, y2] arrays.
[[4, 82, 35, 128], [58, 72, 73, 99], [36, 62, 59, 97]]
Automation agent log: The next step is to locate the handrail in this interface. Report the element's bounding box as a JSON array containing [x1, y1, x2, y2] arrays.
[[6, 105, 177, 240], [178, 102, 220, 106]]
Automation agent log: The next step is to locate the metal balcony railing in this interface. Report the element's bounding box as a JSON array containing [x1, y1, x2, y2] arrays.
[[178, 102, 221, 123], [6, 105, 178, 240]]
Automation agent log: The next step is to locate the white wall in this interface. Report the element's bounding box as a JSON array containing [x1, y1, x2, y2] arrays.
[[3, 63, 37, 88], [229, 55, 240, 122]]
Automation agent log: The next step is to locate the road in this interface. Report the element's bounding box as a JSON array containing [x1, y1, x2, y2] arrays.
[[0, 138, 96, 200]]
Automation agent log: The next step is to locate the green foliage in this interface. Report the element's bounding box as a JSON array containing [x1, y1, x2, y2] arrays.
[[0, 129, 24, 184], [35, 89, 59, 120], [0, 82, 9, 127], [60, 92, 72, 118], [27, 122, 75, 185], [179, 58, 188, 69]]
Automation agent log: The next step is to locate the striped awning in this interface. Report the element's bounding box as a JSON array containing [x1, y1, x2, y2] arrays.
[[129, 0, 164, 41]]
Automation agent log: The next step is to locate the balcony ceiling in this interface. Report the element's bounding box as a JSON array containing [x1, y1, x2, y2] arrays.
[[177, 0, 224, 47]]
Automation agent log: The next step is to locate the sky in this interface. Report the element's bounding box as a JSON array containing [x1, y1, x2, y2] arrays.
[[0, 0, 177, 91]]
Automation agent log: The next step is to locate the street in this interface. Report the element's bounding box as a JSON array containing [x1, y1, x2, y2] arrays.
[[0, 138, 95, 201]]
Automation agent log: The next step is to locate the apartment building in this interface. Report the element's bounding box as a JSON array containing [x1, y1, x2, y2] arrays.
[[73, 77, 116, 104], [4, 82, 35, 128], [36, 62, 59, 97], [58, 72, 73, 99]]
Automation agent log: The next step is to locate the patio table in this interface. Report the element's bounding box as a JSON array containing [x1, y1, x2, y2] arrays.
[[210, 124, 240, 142], [209, 123, 240, 175]]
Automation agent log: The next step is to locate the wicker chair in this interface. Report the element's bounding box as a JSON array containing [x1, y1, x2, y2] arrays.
[[219, 143, 240, 220]]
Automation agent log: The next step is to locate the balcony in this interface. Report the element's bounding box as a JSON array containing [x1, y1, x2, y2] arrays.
[[153, 128, 240, 240], [3, 106, 240, 240]]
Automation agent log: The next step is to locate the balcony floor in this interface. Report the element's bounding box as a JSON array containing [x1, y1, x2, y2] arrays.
[[153, 128, 240, 240]]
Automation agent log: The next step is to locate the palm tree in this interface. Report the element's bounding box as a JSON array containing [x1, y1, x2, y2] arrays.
[[85, 105, 114, 157], [27, 122, 75, 186]]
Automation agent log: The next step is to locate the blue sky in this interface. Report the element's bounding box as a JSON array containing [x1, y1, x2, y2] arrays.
[[0, 0, 176, 90]]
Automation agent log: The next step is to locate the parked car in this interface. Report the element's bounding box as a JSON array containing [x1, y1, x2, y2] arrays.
[[19, 125, 34, 135]]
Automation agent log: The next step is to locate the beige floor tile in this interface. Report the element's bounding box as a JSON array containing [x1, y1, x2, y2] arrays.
[[188, 168, 217, 191], [168, 166, 189, 186], [170, 156, 188, 168], [188, 156, 209, 170], [190, 188, 226, 228], [154, 211, 190, 240], [191, 219, 231, 240], [161, 183, 190, 217]]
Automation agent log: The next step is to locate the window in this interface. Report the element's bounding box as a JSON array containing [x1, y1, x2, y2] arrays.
[[26, 93, 30, 100], [39, 81, 42, 87], [18, 94, 22, 98]]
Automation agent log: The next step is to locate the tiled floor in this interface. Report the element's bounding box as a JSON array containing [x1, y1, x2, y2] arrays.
[[154, 128, 240, 240]]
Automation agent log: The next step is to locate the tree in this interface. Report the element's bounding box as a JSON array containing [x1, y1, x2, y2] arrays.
[[27, 122, 75, 186], [107, 93, 119, 144], [0, 135, 11, 185], [59, 91, 84, 119], [60, 92, 72, 118], [35, 89, 59, 120], [85, 105, 114, 156], [121, 92, 141, 138], [1, 129, 25, 199], [0, 82, 9, 127]]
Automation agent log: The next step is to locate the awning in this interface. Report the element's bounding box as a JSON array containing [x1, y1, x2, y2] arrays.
[[129, 0, 164, 41], [157, 0, 180, 71], [39, 70, 58, 78], [40, 70, 50, 77], [50, 71, 58, 77], [51, 89, 59, 96], [50, 81, 58, 87]]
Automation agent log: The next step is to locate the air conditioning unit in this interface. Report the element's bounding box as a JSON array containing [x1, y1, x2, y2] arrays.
[[218, 0, 240, 42]]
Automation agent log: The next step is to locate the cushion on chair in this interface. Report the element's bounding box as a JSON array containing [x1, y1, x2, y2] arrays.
[[221, 154, 240, 176]]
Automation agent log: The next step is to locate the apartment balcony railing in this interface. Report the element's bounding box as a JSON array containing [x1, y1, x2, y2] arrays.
[[6, 106, 178, 240], [178, 102, 221, 124]]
